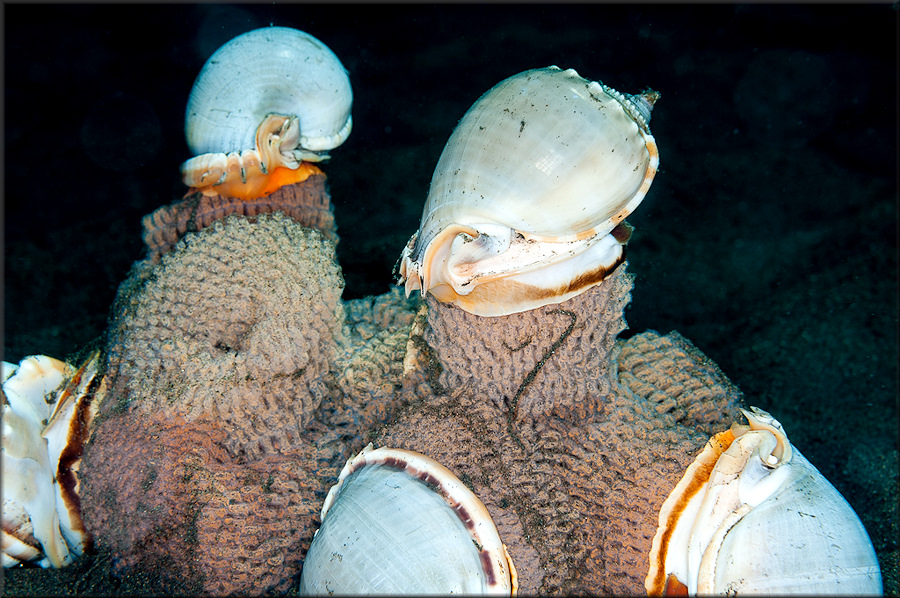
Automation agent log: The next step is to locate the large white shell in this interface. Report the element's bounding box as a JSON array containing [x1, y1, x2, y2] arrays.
[[185, 26, 352, 158], [2, 351, 105, 568], [398, 66, 658, 317], [645, 406, 882, 595], [299, 444, 516, 595]]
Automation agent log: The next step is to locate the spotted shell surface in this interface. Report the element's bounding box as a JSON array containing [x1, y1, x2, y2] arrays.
[[414, 66, 656, 252], [398, 66, 658, 317], [299, 444, 515, 595], [184, 26, 352, 158]]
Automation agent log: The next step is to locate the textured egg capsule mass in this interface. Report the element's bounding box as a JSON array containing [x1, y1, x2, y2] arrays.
[[399, 66, 659, 317], [180, 26, 353, 199]]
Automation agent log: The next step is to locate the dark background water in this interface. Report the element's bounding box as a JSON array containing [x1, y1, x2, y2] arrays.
[[4, 4, 897, 594]]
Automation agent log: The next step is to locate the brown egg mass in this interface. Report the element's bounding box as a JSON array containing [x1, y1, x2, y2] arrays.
[[375, 264, 744, 594], [80, 180, 742, 594], [81, 208, 418, 594], [141, 173, 337, 261]]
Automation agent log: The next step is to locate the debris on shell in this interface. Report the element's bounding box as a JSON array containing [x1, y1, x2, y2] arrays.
[[399, 66, 658, 317]]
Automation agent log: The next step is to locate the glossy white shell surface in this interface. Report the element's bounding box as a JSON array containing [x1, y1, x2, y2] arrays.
[[398, 66, 658, 317], [2, 352, 103, 569], [646, 407, 882, 595], [184, 26, 352, 158], [299, 444, 514, 595]]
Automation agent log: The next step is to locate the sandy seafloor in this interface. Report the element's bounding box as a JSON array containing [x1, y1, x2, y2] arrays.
[[2, 4, 897, 595]]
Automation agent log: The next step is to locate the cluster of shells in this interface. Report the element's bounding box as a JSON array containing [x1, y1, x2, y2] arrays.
[[2, 26, 883, 596]]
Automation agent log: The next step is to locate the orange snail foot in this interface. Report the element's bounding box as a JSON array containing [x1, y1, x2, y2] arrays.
[[662, 574, 689, 596], [187, 161, 323, 201]]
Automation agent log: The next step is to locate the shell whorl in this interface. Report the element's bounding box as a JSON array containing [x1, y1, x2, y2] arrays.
[[300, 444, 516, 594]]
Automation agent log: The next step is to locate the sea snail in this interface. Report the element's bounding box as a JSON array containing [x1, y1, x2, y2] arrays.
[[398, 66, 659, 317], [2, 352, 105, 568], [299, 444, 517, 595], [646, 406, 883, 595], [180, 26, 353, 199]]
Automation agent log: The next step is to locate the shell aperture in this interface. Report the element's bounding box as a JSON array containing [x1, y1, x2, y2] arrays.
[[645, 407, 883, 595]]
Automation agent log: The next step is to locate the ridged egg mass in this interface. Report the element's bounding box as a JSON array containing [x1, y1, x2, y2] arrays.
[[398, 66, 659, 317]]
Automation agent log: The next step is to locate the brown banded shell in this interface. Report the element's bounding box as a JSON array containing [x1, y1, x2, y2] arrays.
[[299, 444, 516, 595], [398, 66, 659, 317], [2, 351, 105, 568], [646, 407, 882, 595]]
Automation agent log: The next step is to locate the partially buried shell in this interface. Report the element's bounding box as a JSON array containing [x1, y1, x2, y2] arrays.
[[2, 351, 106, 568], [299, 444, 517, 595], [181, 26, 353, 199], [399, 66, 659, 317], [645, 406, 882, 595]]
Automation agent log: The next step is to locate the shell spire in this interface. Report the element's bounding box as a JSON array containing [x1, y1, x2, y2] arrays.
[[626, 89, 661, 130]]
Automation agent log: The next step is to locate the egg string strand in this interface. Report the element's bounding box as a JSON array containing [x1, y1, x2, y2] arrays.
[[505, 308, 577, 450]]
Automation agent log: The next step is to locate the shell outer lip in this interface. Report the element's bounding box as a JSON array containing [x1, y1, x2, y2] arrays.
[[319, 443, 517, 593], [180, 114, 327, 198], [644, 407, 788, 594], [42, 349, 105, 557]]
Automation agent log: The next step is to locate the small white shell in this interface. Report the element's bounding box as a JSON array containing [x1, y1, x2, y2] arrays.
[[2, 351, 105, 568], [299, 444, 516, 595], [181, 27, 352, 197], [645, 406, 882, 595], [185, 26, 352, 156], [399, 66, 658, 317]]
